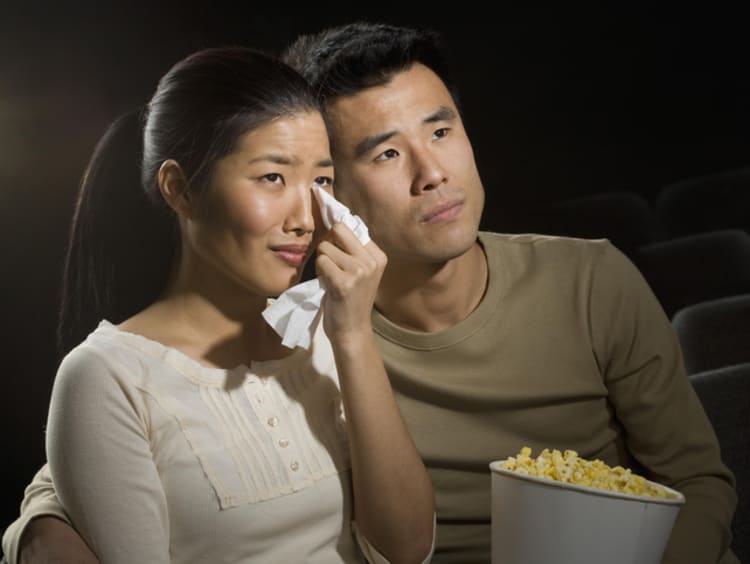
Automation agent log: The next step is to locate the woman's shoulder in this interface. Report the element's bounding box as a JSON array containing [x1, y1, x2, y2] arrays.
[[57, 320, 154, 389]]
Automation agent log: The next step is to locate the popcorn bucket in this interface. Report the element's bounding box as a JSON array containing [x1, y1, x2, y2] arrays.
[[489, 461, 685, 564]]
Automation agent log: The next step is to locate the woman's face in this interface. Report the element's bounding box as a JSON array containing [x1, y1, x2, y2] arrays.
[[182, 110, 333, 298]]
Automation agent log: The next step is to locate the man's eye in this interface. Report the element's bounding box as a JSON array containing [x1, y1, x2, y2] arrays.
[[375, 148, 399, 161], [433, 128, 449, 140]]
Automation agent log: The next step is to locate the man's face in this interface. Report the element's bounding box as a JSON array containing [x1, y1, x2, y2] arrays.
[[326, 63, 484, 266]]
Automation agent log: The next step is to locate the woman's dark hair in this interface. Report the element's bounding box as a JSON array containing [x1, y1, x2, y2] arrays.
[[58, 47, 320, 357]]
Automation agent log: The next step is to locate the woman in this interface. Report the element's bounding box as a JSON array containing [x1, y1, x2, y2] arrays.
[[39, 47, 434, 563]]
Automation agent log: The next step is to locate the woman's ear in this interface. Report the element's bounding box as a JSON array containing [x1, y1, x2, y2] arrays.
[[158, 159, 192, 217]]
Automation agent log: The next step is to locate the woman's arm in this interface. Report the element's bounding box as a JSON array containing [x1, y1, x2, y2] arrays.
[[317, 223, 435, 564], [46, 346, 170, 563]]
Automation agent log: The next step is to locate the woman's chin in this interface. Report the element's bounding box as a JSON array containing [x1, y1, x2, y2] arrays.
[[268, 274, 304, 298]]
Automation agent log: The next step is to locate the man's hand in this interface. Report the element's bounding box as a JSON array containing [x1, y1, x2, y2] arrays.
[[18, 517, 98, 564]]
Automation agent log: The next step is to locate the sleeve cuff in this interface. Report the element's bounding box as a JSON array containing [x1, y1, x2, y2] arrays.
[[352, 512, 436, 564]]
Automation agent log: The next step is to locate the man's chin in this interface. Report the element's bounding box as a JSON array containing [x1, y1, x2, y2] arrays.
[[430, 224, 479, 259]]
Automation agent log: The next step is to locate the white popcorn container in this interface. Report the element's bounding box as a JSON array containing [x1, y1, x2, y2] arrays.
[[489, 461, 685, 564]]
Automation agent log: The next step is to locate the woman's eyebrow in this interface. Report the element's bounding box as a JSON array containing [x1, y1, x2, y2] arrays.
[[247, 154, 292, 165], [245, 155, 333, 168]]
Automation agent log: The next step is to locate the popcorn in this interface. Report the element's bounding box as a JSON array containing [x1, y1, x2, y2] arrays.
[[499, 447, 678, 499]]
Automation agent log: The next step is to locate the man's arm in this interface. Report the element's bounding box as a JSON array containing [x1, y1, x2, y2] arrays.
[[2, 464, 97, 564], [18, 517, 97, 564], [591, 242, 738, 564]]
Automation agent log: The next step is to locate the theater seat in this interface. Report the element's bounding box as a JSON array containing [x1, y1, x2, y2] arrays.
[[672, 294, 750, 375], [503, 190, 658, 257], [689, 363, 750, 563], [632, 229, 750, 318], [654, 167, 750, 239]]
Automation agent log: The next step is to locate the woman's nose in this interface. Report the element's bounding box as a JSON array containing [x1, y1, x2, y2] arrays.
[[285, 183, 315, 234]]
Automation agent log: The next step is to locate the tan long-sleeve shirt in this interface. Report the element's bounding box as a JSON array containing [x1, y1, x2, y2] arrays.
[[4, 232, 737, 563], [373, 232, 737, 564]]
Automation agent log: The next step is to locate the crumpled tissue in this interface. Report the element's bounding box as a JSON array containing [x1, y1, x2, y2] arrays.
[[262, 183, 370, 349]]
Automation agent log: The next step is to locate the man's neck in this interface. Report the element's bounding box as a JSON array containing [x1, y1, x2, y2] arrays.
[[375, 241, 488, 333]]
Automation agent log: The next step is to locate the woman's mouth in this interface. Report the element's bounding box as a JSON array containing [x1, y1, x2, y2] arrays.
[[271, 244, 310, 266]]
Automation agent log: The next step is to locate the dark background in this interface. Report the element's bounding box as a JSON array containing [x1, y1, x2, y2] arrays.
[[2, 4, 749, 535]]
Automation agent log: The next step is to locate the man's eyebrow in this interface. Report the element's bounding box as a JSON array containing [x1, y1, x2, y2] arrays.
[[316, 158, 334, 168], [354, 131, 396, 159], [352, 107, 456, 159], [424, 106, 457, 124]]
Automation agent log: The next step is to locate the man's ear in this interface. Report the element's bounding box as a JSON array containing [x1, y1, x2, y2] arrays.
[[158, 159, 192, 217]]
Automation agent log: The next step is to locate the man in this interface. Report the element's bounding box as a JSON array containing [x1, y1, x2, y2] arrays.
[[3, 21, 738, 564], [283, 22, 737, 564]]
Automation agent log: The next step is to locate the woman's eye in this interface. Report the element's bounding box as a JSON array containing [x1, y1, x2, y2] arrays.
[[314, 176, 333, 188], [261, 173, 284, 184], [374, 148, 399, 162], [433, 128, 449, 140]]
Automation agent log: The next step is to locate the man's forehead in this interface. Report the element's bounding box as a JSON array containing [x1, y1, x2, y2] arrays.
[[326, 64, 455, 140]]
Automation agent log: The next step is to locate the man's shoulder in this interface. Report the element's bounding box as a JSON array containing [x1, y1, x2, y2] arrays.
[[477, 231, 632, 282], [479, 231, 614, 258]]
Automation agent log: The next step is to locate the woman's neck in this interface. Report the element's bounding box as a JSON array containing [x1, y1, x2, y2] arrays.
[[120, 258, 291, 368]]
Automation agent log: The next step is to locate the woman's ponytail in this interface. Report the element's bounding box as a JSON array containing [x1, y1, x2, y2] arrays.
[[57, 109, 177, 358]]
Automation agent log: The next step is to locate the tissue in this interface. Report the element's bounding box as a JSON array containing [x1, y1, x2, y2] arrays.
[[262, 184, 370, 349]]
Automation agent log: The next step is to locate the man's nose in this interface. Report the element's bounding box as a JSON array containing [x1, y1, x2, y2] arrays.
[[410, 146, 448, 194]]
